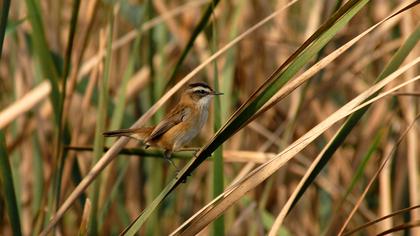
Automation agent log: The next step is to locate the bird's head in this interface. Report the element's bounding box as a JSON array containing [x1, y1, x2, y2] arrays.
[[184, 82, 223, 107]]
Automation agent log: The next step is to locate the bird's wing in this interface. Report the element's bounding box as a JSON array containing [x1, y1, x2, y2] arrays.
[[146, 106, 190, 141]]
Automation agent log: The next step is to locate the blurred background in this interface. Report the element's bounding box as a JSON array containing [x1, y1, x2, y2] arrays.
[[0, 0, 419, 235]]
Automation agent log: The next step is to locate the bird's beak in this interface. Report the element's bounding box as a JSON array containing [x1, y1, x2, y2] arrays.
[[212, 91, 223, 96]]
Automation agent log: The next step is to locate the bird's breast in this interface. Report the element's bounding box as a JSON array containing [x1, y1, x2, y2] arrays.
[[182, 106, 208, 135], [198, 106, 210, 130], [171, 106, 209, 151]]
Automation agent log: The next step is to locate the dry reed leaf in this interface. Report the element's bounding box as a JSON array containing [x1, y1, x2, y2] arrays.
[[400, 11, 420, 236], [0, 82, 51, 129], [125, 67, 150, 102], [378, 142, 394, 231], [170, 58, 420, 236], [223, 150, 275, 163], [78, 199, 91, 235]]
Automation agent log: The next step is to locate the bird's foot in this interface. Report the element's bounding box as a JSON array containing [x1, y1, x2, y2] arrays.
[[163, 150, 192, 183], [165, 157, 179, 172]]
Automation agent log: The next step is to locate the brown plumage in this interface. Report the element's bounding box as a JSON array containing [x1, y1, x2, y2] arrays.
[[103, 82, 222, 168]]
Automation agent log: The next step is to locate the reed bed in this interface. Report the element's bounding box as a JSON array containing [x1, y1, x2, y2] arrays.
[[0, 0, 419, 235]]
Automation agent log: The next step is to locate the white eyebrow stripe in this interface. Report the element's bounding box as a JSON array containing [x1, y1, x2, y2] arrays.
[[191, 87, 211, 93]]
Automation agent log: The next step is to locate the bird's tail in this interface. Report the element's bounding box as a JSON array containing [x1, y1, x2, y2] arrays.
[[103, 127, 153, 141]]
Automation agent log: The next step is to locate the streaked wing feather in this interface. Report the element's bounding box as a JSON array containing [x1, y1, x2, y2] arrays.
[[146, 106, 190, 141]]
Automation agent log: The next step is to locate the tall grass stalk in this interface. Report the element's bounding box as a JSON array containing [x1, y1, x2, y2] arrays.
[[211, 16, 224, 236], [88, 8, 114, 235], [144, 1, 165, 235], [24, 0, 65, 227], [31, 135, 44, 221], [99, 4, 144, 231], [52, 0, 81, 215]]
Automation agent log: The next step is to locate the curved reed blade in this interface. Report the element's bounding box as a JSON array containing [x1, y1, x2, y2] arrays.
[[88, 10, 115, 235]]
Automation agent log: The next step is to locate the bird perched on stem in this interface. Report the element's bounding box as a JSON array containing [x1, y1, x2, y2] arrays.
[[103, 82, 223, 169]]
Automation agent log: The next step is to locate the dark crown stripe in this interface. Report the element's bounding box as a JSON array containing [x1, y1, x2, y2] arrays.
[[188, 82, 212, 90]]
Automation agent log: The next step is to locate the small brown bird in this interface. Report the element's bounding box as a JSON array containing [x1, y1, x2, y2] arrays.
[[103, 82, 223, 168]]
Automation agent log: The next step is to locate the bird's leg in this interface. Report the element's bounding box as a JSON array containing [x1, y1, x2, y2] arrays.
[[163, 150, 179, 172], [165, 150, 192, 183]]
